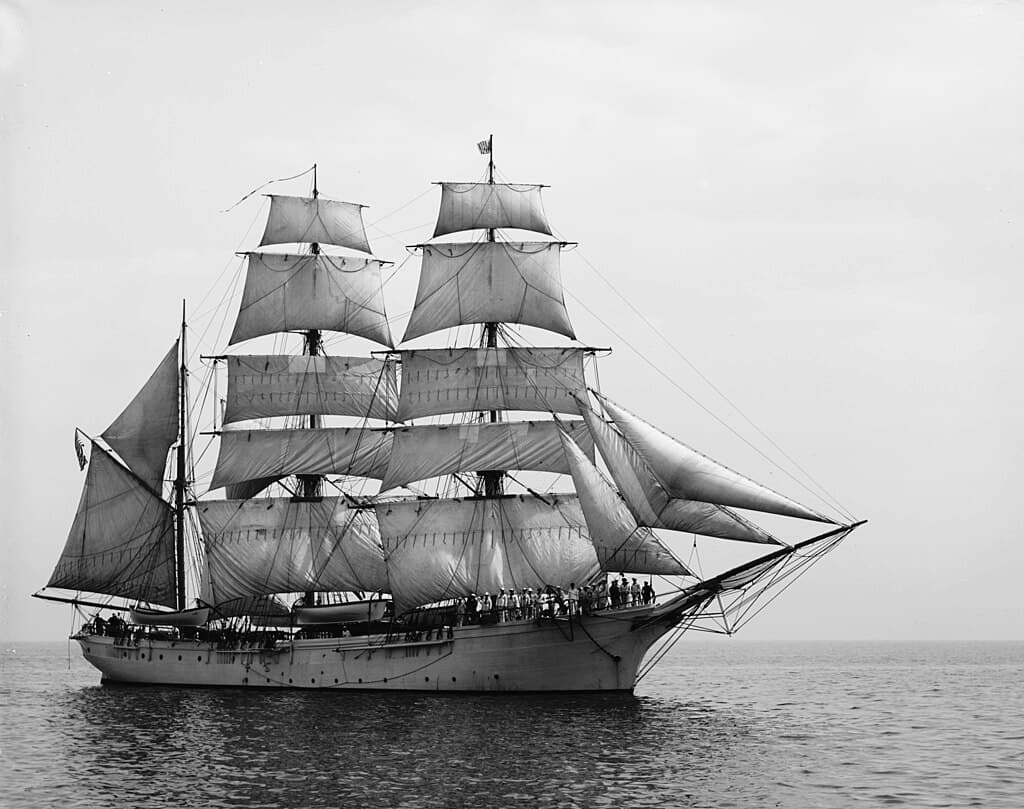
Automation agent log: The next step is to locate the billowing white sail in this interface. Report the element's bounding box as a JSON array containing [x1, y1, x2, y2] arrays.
[[402, 242, 574, 342], [598, 395, 831, 523], [229, 253, 393, 348], [380, 420, 593, 492], [432, 182, 552, 238], [580, 404, 780, 544], [397, 347, 587, 421], [210, 428, 392, 490], [198, 497, 388, 603], [260, 195, 371, 253], [47, 445, 177, 607], [376, 495, 599, 613], [224, 354, 399, 423], [101, 341, 179, 492], [558, 429, 692, 576]]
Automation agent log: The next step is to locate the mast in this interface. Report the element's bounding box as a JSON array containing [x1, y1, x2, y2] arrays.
[[175, 301, 187, 611], [479, 135, 504, 498], [300, 164, 321, 606]]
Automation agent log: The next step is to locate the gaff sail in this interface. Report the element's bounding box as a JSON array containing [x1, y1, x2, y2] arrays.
[[47, 444, 177, 608]]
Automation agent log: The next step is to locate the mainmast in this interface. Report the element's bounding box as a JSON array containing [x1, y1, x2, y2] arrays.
[[479, 134, 504, 498], [175, 301, 188, 611], [299, 165, 322, 607]]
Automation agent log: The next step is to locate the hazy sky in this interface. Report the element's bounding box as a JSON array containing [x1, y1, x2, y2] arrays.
[[2, 1, 1022, 642]]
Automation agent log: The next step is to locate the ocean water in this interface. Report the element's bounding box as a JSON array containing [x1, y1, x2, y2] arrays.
[[0, 641, 1020, 808]]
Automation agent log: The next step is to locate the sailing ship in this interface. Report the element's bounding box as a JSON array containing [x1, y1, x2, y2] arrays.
[[35, 140, 864, 692]]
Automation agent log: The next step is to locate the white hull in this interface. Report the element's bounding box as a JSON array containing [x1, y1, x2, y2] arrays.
[[75, 605, 676, 692]]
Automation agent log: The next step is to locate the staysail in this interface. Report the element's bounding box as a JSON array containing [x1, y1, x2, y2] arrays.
[[597, 394, 832, 523], [558, 427, 692, 576], [397, 347, 586, 420], [47, 444, 177, 607], [580, 403, 780, 544], [101, 341, 179, 492], [198, 497, 388, 603]]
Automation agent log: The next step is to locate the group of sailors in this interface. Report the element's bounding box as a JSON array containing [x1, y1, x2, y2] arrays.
[[88, 613, 128, 638], [455, 576, 656, 625]]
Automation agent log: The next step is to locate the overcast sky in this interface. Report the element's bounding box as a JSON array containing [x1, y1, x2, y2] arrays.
[[2, 0, 1022, 642]]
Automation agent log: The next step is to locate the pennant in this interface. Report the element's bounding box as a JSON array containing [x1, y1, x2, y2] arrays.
[[74, 432, 88, 470]]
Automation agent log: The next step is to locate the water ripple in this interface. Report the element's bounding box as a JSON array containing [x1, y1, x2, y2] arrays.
[[1, 641, 1021, 808]]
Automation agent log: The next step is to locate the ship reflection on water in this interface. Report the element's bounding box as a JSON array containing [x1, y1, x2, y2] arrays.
[[51, 684, 769, 808]]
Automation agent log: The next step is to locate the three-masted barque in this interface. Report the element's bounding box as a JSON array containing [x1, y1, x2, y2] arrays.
[[35, 140, 863, 691]]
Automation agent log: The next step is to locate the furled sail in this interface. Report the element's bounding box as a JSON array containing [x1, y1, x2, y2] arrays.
[[597, 395, 832, 523], [224, 354, 399, 423], [580, 403, 780, 544], [558, 428, 692, 576], [380, 420, 593, 492], [260, 194, 371, 253], [432, 182, 552, 238], [229, 253, 393, 348], [376, 495, 599, 613], [402, 242, 574, 342], [210, 428, 392, 490], [100, 341, 179, 492], [47, 445, 177, 607], [198, 497, 388, 603], [397, 347, 587, 421]]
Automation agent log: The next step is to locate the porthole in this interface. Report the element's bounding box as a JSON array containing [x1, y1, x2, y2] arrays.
[[311, 678, 316, 684], [452, 676, 457, 682], [494, 674, 499, 680], [383, 677, 388, 683], [140, 654, 145, 660], [159, 654, 163, 660], [358, 677, 363, 683], [86, 647, 91, 653], [288, 678, 293, 684], [334, 678, 339, 684], [197, 656, 202, 662], [178, 655, 182, 661], [424, 676, 429, 682]]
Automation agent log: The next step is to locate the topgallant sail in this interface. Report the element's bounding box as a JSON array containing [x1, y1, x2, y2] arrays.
[[35, 142, 864, 692]]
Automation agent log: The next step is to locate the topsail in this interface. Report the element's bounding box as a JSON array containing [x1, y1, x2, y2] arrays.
[[229, 253, 393, 348], [403, 242, 574, 342]]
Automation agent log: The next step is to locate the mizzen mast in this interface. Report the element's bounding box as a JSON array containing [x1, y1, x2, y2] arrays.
[[174, 301, 188, 610]]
